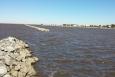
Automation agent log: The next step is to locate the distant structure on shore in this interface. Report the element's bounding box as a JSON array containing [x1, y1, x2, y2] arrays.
[[1, 23, 114, 29], [33, 24, 115, 28], [62, 24, 115, 28]]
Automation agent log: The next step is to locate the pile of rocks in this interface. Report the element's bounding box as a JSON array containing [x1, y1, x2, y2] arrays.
[[0, 37, 38, 77]]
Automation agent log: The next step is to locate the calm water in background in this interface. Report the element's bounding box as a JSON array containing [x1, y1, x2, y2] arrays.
[[0, 24, 115, 77]]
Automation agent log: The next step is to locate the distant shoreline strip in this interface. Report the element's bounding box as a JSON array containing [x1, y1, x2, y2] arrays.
[[24, 24, 50, 32]]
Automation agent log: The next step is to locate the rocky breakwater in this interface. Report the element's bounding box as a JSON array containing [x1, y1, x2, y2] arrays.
[[25, 24, 50, 32], [0, 37, 38, 77]]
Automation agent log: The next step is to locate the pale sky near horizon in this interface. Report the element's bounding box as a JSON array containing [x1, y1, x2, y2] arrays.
[[0, 0, 115, 25]]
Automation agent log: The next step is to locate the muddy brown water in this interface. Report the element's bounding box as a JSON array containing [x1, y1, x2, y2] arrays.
[[0, 24, 115, 77]]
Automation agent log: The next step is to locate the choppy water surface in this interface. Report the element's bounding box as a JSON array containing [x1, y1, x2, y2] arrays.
[[0, 24, 115, 77]]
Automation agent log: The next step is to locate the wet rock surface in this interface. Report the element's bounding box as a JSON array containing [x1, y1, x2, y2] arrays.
[[0, 37, 38, 77]]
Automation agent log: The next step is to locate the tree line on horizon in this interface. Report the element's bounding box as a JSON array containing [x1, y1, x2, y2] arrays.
[[63, 24, 115, 28]]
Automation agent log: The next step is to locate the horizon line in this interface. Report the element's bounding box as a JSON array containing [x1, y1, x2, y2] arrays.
[[0, 22, 114, 25]]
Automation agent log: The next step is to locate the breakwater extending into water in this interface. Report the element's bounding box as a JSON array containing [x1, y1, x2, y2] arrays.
[[24, 24, 50, 32]]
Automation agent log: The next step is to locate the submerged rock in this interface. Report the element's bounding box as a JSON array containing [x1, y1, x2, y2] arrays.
[[0, 37, 38, 77]]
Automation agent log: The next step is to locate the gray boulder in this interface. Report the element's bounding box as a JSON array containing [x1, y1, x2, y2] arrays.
[[0, 37, 38, 77]]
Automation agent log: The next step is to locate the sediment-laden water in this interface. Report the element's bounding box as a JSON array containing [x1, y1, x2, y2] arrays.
[[0, 24, 115, 77]]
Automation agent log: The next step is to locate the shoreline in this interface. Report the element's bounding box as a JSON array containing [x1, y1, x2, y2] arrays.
[[38, 26, 115, 30], [0, 23, 114, 30]]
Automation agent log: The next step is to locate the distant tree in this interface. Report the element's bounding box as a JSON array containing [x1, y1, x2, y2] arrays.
[[111, 24, 115, 28], [41, 24, 43, 26], [63, 24, 67, 26], [106, 25, 111, 28], [99, 25, 102, 28], [90, 25, 93, 27]]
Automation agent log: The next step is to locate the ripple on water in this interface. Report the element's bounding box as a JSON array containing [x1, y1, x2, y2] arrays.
[[0, 25, 115, 77]]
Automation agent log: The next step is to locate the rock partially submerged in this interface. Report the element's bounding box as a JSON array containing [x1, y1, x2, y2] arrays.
[[0, 37, 38, 77]]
